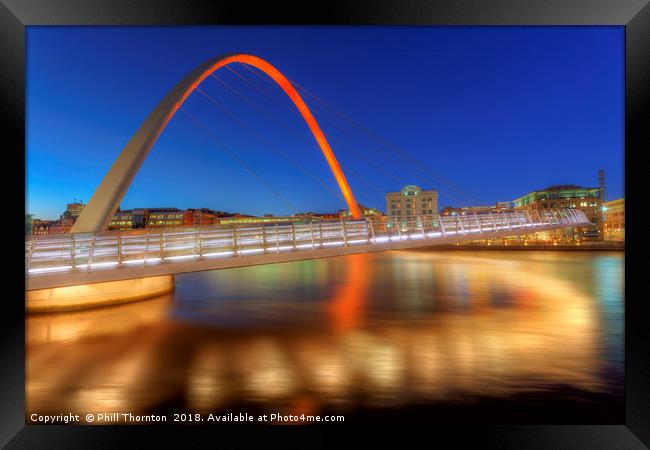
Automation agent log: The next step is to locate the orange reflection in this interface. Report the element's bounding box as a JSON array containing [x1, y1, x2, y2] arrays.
[[326, 253, 369, 330]]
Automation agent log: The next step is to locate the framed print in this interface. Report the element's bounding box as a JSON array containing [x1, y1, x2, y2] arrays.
[[2, 0, 648, 448]]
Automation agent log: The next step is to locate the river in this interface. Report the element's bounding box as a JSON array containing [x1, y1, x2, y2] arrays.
[[26, 249, 624, 423]]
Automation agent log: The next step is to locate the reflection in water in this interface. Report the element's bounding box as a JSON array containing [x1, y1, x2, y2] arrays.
[[26, 250, 624, 422]]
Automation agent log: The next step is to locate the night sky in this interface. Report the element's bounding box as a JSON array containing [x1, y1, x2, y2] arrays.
[[26, 26, 624, 220]]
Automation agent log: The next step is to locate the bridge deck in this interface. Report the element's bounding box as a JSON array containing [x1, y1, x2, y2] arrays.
[[26, 210, 590, 290]]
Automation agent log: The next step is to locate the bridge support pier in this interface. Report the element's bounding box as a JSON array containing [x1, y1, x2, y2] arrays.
[[26, 274, 175, 313]]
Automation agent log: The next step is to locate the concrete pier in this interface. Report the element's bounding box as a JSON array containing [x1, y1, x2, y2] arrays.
[[26, 275, 175, 313]]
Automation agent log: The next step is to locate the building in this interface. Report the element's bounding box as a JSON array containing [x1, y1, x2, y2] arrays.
[[339, 204, 384, 219], [386, 185, 438, 220], [48, 217, 75, 234], [31, 218, 73, 234], [27, 201, 86, 235], [513, 184, 604, 242], [108, 208, 184, 231], [183, 208, 218, 227], [31, 219, 54, 235], [440, 202, 511, 217], [30, 202, 86, 234], [295, 211, 340, 220], [109, 209, 136, 231], [217, 215, 302, 225], [65, 201, 85, 218], [603, 198, 624, 241], [32, 200, 320, 234], [144, 208, 185, 229], [108, 208, 152, 230]]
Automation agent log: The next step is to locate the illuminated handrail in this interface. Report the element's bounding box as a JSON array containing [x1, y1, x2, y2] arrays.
[[26, 210, 590, 276]]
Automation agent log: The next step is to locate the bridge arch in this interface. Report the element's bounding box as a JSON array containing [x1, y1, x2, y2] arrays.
[[71, 53, 362, 233]]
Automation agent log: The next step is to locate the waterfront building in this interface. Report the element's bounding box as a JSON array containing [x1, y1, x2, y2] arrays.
[[604, 198, 625, 241], [109, 210, 136, 231], [31, 218, 70, 234], [217, 215, 303, 225], [145, 208, 185, 229], [513, 184, 603, 242], [33, 203, 247, 233], [29, 201, 87, 234], [459, 205, 498, 215], [339, 204, 384, 219], [65, 201, 85, 218], [385, 185, 438, 220], [183, 208, 219, 227], [441, 202, 511, 217], [31, 219, 54, 235], [295, 211, 340, 220], [48, 217, 75, 234], [109, 207, 184, 230], [108, 208, 151, 230]]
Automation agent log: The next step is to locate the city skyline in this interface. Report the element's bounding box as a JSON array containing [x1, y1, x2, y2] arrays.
[[27, 26, 624, 220]]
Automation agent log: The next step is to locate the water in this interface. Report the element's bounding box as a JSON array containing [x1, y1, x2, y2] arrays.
[[26, 250, 624, 423]]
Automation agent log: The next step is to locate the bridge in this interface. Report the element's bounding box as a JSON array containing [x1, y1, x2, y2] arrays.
[[26, 53, 591, 311], [27, 209, 589, 290]]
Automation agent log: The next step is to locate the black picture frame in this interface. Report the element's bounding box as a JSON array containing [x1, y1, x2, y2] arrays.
[[2, 0, 647, 447]]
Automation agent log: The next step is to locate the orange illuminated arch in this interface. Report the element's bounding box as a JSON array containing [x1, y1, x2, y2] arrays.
[[72, 53, 362, 233]]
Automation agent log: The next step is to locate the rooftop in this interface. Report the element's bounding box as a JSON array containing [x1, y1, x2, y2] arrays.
[[542, 184, 599, 191]]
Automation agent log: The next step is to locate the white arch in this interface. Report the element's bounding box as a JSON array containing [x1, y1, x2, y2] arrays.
[[71, 53, 362, 233]]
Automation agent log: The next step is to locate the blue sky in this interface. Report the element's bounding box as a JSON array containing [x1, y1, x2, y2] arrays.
[[26, 26, 624, 219]]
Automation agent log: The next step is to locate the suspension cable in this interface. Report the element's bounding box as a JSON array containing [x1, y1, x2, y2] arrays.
[[177, 105, 298, 214], [221, 67, 416, 190], [210, 72, 307, 142], [291, 81, 482, 206], [209, 72, 395, 201], [289, 78, 486, 206], [194, 85, 345, 203], [240, 64, 482, 206], [225, 64, 287, 105], [219, 67, 475, 207]]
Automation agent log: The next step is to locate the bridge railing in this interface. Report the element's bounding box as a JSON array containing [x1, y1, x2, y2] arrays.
[[26, 209, 589, 276], [26, 218, 370, 275], [365, 208, 589, 240]]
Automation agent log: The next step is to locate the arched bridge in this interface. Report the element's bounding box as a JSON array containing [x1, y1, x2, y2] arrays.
[[26, 54, 591, 299], [70, 53, 362, 234], [27, 209, 590, 291]]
